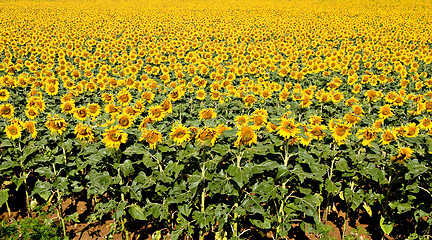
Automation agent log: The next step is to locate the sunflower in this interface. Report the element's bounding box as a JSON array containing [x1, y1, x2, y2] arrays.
[[45, 115, 68, 135], [61, 101, 76, 115], [234, 125, 259, 147], [74, 123, 94, 141], [138, 117, 154, 130], [196, 89, 206, 100], [123, 106, 139, 118], [102, 126, 128, 149], [0, 89, 10, 101], [5, 124, 22, 140], [141, 91, 155, 103], [102, 93, 114, 103], [379, 105, 394, 119], [356, 127, 380, 146], [104, 103, 121, 115], [161, 99, 173, 114], [0, 103, 14, 119], [199, 108, 217, 120], [45, 84, 59, 96], [23, 121, 37, 139], [73, 107, 88, 121], [234, 115, 249, 127], [251, 115, 267, 128], [419, 117, 432, 130], [309, 125, 327, 140], [140, 129, 163, 149], [279, 89, 290, 102], [243, 94, 256, 107], [87, 103, 101, 118], [216, 124, 232, 135], [117, 88, 132, 106], [277, 118, 299, 139], [170, 123, 191, 145], [116, 114, 133, 129], [25, 106, 39, 120], [405, 123, 419, 138], [148, 105, 166, 122], [331, 123, 351, 145], [344, 113, 361, 125], [380, 128, 398, 145], [196, 127, 219, 146], [391, 147, 414, 163]]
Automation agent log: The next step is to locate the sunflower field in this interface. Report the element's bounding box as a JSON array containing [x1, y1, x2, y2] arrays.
[[0, 0, 432, 239]]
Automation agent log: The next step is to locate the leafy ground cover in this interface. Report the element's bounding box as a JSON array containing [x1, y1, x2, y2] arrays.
[[0, 0, 432, 239]]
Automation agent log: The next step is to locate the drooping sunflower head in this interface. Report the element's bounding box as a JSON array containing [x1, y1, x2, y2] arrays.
[[0, 103, 14, 119], [196, 127, 219, 146], [23, 121, 37, 139], [277, 118, 299, 139], [161, 99, 173, 113], [45, 115, 68, 135], [310, 125, 327, 140], [73, 107, 88, 121], [380, 128, 398, 145], [234, 125, 258, 147], [391, 147, 414, 163], [102, 126, 128, 149], [356, 127, 379, 146], [140, 129, 162, 149], [199, 108, 217, 121], [74, 123, 94, 141]]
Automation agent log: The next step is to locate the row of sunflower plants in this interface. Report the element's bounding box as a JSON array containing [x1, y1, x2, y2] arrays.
[[1, 71, 432, 239]]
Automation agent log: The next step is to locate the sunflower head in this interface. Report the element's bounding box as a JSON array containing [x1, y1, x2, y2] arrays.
[[391, 147, 414, 163], [74, 123, 94, 141], [170, 123, 191, 145], [196, 127, 219, 146], [102, 126, 128, 149], [5, 124, 22, 140], [199, 108, 217, 120], [117, 114, 133, 129], [140, 129, 162, 149], [0, 103, 14, 119], [234, 125, 259, 147]]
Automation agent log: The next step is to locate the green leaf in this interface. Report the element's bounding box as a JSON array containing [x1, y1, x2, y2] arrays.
[[124, 144, 147, 156], [298, 149, 314, 163], [35, 167, 54, 179], [227, 165, 250, 188], [32, 181, 52, 201], [0, 189, 8, 208], [128, 205, 147, 220], [325, 179, 341, 195], [405, 159, 428, 180], [250, 218, 272, 229], [380, 216, 394, 235], [114, 201, 128, 220], [120, 160, 134, 177]]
